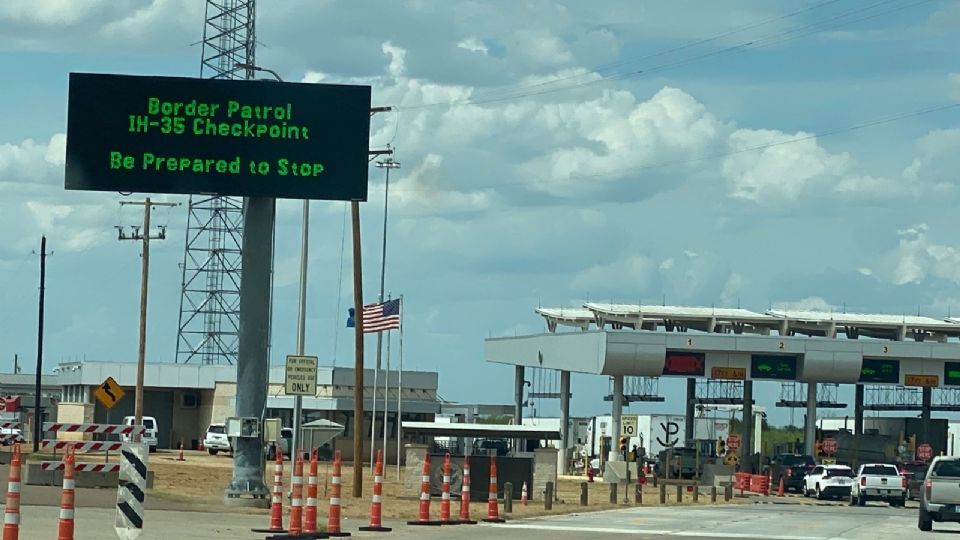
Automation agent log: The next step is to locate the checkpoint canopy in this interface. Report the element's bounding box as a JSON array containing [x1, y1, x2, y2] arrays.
[[401, 421, 561, 441], [488, 303, 960, 388]]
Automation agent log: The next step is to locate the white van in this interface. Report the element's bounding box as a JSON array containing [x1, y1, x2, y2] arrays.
[[121, 416, 159, 452]]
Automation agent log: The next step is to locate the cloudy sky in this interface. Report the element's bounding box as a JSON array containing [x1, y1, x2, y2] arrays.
[[1, 0, 959, 425]]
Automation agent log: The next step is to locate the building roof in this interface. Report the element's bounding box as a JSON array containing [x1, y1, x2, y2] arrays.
[[401, 421, 561, 439], [766, 309, 960, 339]]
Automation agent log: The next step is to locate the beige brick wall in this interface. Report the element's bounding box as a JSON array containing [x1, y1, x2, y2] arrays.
[[54, 403, 95, 441]]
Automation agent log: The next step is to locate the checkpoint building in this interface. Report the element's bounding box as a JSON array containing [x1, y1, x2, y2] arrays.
[[486, 302, 960, 474], [49, 360, 440, 461]]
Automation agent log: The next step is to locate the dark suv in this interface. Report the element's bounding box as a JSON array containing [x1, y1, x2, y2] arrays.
[[768, 454, 816, 493]]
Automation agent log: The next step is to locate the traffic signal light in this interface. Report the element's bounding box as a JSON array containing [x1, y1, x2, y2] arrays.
[[717, 438, 726, 456], [619, 436, 628, 451], [815, 440, 823, 456]]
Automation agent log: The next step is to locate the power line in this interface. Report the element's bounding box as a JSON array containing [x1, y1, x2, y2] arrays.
[[389, 101, 960, 192], [401, 0, 931, 110]]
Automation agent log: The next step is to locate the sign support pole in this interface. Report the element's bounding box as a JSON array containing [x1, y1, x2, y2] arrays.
[[351, 199, 365, 498]]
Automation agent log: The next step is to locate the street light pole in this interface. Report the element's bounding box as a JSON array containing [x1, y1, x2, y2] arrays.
[[371, 157, 399, 468]]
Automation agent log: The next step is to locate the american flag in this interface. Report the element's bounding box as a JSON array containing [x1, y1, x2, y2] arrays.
[[362, 298, 401, 333]]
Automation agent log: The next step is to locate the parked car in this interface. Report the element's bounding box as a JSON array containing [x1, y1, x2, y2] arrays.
[[203, 423, 231, 455], [768, 454, 816, 493], [919, 456, 960, 531], [898, 460, 929, 500], [120, 416, 158, 452], [851, 463, 906, 507], [474, 438, 510, 457], [803, 464, 855, 500]]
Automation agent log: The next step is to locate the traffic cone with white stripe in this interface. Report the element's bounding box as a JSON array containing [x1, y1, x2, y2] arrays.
[[326, 450, 350, 537], [4, 443, 22, 540], [458, 454, 477, 525], [360, 449, 392, 532], [57, 446, 76, 540], [176, 438, 185, 461], [251, 448, 286, 533], [482, 455, 505, 523], [289, 452, 304, 535], [439, 453, 460, 525], [521, 481, 528, 506], [407, 453, 442, 525], [303, 450, 319, 534]]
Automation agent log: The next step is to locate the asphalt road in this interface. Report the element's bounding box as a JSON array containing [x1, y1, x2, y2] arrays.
[[8, 497, 953, 539]]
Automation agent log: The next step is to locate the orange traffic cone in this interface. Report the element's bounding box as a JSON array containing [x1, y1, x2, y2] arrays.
[[439, 453, 459, 525], [57, 446, 76, 540], [407, 453, 441, 526], [360, 449, 392, 532], [251, 448, 286, 533], [176, 438, 185, 462], [4, 443, 22, 540], [521, 481, 528, 506], [458, 454, 477, 524], [482, 456, 505, 523], [777, 476, 785, 497], [303, 450, 319, 534], [198, 439, 204, 452], [326, 450, 350, 537], [288, 452, 304, 536]]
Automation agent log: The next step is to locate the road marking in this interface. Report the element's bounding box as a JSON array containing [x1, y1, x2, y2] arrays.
[[491, 523, 829, 540]]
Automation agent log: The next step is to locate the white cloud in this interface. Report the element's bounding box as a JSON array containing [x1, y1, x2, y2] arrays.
[[720, 272, 744, 306], [457, 37, 488, 55], [858, 267, 874, 276], [903, 129, 960, 186], [891, 224, 960, 285], [722, 129, 849, 203], [0, 0, 109, 25], [382, 41, 407, 78], [774, 296, 837, 312], [571, 255, 654, 292]]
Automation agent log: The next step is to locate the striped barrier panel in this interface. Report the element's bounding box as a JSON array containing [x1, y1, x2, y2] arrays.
[[0, 435, 24, 445], [0, 421, 20, 429], [43, 423, 145, 436], [40, 462, 121, 473], [41, 441, 124, 452]]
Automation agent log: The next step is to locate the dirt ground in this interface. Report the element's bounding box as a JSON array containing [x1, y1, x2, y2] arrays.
[[144, 450, 741, 519]]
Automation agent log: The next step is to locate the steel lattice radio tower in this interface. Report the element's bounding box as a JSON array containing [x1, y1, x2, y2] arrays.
[[175, 0, 255, 365]]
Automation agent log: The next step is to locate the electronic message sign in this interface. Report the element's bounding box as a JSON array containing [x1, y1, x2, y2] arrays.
[[859, 359, 900, 384], [663, 352, 705, 377], [946, 362, 960, 387], [750, 354, 798, 380], [65, 73, 372, 200]]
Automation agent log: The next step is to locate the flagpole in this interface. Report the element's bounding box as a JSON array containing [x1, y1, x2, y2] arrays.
[[382, 292, 392, 462], [396, 294, 404, 480]]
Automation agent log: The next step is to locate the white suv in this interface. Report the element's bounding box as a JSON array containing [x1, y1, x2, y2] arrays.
[[120, 416, 158, 452], [204, 423, 231, 455]]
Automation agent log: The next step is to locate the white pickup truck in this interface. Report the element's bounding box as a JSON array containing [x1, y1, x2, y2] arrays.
[[850, 463, 906, 507], [918, 456, 960, 532]]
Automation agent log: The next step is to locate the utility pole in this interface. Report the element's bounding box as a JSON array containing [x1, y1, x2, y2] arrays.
[[33, 236, 50, 453], [370, 156, 400, 469], [351, 199, 365, 498], [118, 198, 178, 441]]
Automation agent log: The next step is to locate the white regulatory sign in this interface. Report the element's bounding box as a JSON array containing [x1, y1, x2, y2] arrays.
[[621, 415, 638, 437], [285, 355, 318, 396]]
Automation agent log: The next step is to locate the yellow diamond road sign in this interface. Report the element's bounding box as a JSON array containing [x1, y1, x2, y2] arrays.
[[95, 376, 125, 409]]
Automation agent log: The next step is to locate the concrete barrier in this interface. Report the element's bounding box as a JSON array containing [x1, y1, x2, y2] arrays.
[[24, 463, 155, 489]]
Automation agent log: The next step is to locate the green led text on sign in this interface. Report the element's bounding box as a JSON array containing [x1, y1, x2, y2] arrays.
[[859, 359, 900, 384], [749, 354, 798, 380], [65, 73, 372, 200], [945, 362, 960, 387]]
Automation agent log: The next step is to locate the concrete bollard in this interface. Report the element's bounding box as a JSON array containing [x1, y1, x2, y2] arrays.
[[580, 482, 588, 506], [609, 482, 618, 504], [652, 474, 658, 488], [504, 482, 513, 514], [676, 485, 683, 503], [725, 484, 732, 502], [635, 483, 642, 505], [693, 483, 699, 503], [659, 483, 666, 504], [545, 482, 554, 511], [711, 486, 717, 503], [624, 470, 632, 504]]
